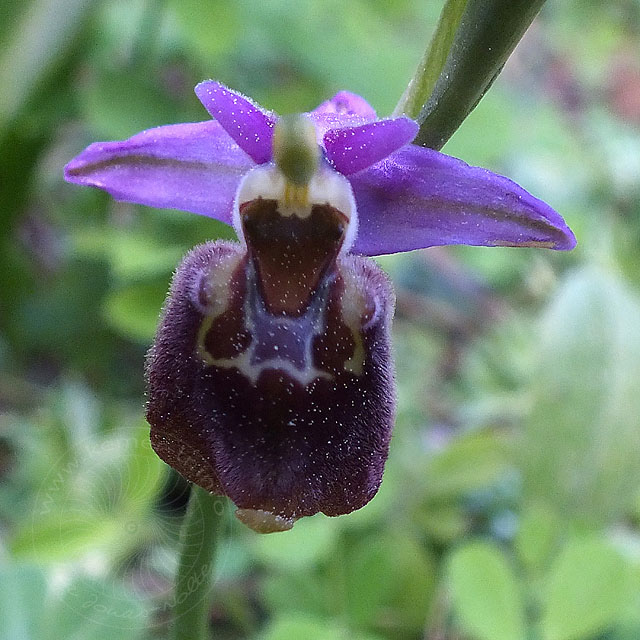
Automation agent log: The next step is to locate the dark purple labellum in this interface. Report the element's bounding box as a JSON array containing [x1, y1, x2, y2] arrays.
[[146, 198, 396, 531]]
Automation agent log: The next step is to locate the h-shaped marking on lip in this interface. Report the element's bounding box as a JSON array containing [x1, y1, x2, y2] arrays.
[[196, 262, 334, 386]]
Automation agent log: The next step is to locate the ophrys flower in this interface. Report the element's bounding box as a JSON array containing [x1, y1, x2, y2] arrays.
[[65, 81, 575, 532]]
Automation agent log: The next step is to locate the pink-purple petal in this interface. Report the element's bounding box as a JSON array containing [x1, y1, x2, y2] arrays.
[[64, 121, 252, 225], [348, 145, 576, 256], [195, 80, 276, 165], [312, 90, 377, 118], [308, 91, 379, 141], [323, 117, 419, 175]]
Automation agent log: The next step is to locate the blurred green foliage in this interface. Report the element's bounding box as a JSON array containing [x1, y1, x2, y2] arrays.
[[1, 0, 640, 638]]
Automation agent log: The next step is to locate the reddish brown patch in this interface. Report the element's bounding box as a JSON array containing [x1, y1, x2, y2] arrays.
[[312, 277, 358, 374], [204, 309, 252, 360], [198, 256, 253, 360], [240, 199, 347, 316]]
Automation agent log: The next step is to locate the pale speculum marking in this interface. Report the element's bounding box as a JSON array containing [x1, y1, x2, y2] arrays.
[[196, 191, 369, 387], [197, 260, 333, 386]]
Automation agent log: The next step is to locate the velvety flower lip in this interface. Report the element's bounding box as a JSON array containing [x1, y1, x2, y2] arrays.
[[64, 80, 576, 255]]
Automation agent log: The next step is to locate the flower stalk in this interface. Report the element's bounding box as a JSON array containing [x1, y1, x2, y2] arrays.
[[397, 0, 548, 149], [171, 486, 224, 640], [393, 0, 468, 123]]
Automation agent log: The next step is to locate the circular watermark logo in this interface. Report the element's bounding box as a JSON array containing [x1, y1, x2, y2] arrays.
[[29, 427, 236, 633]]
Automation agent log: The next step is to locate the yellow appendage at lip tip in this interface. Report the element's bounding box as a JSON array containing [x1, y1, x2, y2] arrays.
[[283, 182, 310, 208]]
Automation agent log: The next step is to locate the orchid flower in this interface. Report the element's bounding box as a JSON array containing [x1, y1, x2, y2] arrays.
[[65, 80, 575, 532]]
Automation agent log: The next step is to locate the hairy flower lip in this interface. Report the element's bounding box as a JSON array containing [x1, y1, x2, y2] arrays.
[[146, 241, 397, 524], [64, 79, 576, 255]]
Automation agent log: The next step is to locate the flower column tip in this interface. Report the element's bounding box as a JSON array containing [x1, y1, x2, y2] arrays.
[[272, 114, 321, 187]]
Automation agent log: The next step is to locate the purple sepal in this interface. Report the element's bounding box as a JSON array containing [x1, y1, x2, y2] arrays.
[[64, 121, 252, 224], [195, 81, 276, 164], [349, 144, 577, 255], [146, 242, 396, 521], [323, 117, 418, 175], [64, 81, 576, 257]]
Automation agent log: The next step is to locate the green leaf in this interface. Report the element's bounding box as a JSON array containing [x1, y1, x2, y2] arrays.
[[252, 514, 337, 571], [82, 68, 181, 140], [515, 503, 560, 572], [448, 541, 526, 640], [254, 515, 338, 570], [261, 614, 383, 640], [522, 267, 640, 525], [102, 280, 166, 342], [11, 513, 121, 562], [424, 430, 508, 498], [415, 502, 468, 543], [109, 238, 183, 283], [541, 536, 633, 640], [0, 564, 47, 640], [169, 0, 239, 62], [261, 615, 335, 640], [45, 576, 148, 640], [262, 571, 330, 621], [73, 228, 184, 282], [0, 0, 26, 47], [115, 423, 164, 516], [345, 533, 436, 632], [0, 0, 97, 126], [610, 625, 640, 640], [411, 0, 547, 149], [262, 531, 436, 636]]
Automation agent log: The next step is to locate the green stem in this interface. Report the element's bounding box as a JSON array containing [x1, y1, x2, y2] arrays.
[[171, 486, 224, 640], [393, 0, 468, 121], [396, 0, 547, 150]]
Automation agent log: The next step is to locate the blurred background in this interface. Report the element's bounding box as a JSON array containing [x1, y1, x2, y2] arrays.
[[1, 0, 640, 638]]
